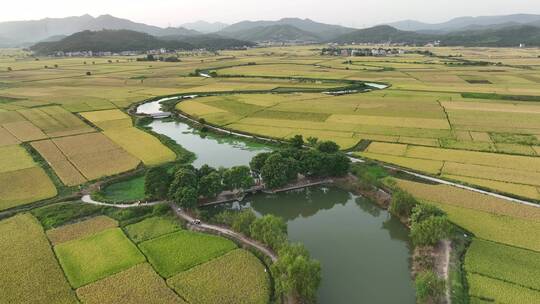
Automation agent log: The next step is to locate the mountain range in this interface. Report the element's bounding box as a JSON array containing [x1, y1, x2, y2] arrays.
[[2, 13, 540, 49]]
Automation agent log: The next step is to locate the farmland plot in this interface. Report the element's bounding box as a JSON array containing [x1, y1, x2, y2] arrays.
[[55, 228, 146, 288], [168, 249, 270, 304], [17, 106, 94, 137], [0, 214, 77, 303], [77, 263, 185, 304], [46, 216, 118, 245], [139, 230, 236, 278]]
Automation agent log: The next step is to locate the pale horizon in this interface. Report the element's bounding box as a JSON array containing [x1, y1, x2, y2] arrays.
[[1, 0, 539, 29]]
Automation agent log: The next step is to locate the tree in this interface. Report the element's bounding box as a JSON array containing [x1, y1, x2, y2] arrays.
[[231, 209, 256, 235], [317, 141, 340, 153], [250, 152, 272, 173], [322, 152, 351, 176], [261, 154, 298, 189], [249, 214, 287, 250], [389, 190, 418, 218], [144, 167, 171, 199], [222, 166, 254, 191], [172, 186, 198, 209], [197, 164, 217, 179], [306, 136, 318, 146], [415, 270, 446, 304], [290, 134, 304, 149], [298, 150, 325, 177], [272, 243, 322, 303], [86, 71, 91, 76], [411, 216, 452, 246], [198, 172, 222, 198], [169, 168, 198, 194]]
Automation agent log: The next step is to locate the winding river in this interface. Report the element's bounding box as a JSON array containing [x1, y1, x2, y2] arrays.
[[137, 99, 415, 303]]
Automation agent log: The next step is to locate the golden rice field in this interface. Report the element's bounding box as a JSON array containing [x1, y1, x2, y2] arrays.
[[0, 214, 77, 303], [46, 216, 119, 245]]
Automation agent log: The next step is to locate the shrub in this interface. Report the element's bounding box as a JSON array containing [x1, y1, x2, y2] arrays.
[[415, 270, 446, 304], [231, 210, 256, 235], [410, 204, 446, 224], [411, 216, 452, 246], [389, 190, 418, 218], [317, 141, 340, 153], [249, 215, 287, 250]]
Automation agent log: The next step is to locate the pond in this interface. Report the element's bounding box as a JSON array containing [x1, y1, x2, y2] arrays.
[[137, 99, 416, 303], [215, 186, 416, 304]]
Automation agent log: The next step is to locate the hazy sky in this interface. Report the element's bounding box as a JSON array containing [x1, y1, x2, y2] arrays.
[[2, 0, 539, 28]]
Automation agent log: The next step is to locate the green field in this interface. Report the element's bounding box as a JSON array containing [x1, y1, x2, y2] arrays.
[[168, 249, 271, 304], [139, 230, 237, 278], [55, 228, 146, 288], [124, 216, 181, 243]]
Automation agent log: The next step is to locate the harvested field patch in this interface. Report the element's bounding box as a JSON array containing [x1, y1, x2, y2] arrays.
[[442, 162, 540, 187], [103, 127, 176, 165], [47, 216, 118, 245], [31, 139, 87, 185], [443, 174, 540, 200], [139, 230, 236, 278], [465, 239, 540, 290], [358, 152, 443, 174], [0, 144, 35, 173], [393, 178, 540, 221], [80, 109, 132, 130], [2, 120, 47, 141], [467, 273, 540, 304], [76, 263, 186, 304], [326, 114, 450, 130], [405, 146, 540, 172], [0, 167, 57, 210], [124, 216, 181, 243], [0, 214, 77, 303], [366, 142, 407, 156], [55, 228, 146, 288], [0, 126, 20, 146], [52, 133, 140, 180], [18, 106, 94, 138], [167, 249, 270, 304]]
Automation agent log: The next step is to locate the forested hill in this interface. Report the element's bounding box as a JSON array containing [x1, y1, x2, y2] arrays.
[[330, 24, 540, 46], [30, 30, 254, 54]]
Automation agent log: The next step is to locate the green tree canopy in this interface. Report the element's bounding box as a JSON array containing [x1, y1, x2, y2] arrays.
[[290, 134, 305, 149], [198, 172, 223, 198], [144, 166, 172, 200], [231, 209, 257, 236], [389, 190, 418, 218], [249, 214, 287, 250], [272, 243, 322, 303], [261, 154, 298, 189], [410, 216, 452, 246], [222, 166, 254, 191], [317, 141, 340, 153], [250, 152, 272, 173]]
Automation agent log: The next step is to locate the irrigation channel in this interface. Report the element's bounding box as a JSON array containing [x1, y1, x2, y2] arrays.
[[136, 98, 416, 303]]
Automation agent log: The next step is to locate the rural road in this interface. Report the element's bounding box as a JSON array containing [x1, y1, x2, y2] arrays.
[[172, 206, 278, 262], [81, 194, 278, 262]]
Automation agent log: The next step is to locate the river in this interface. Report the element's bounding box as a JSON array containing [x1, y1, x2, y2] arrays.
[[137, 99, 416, 303]]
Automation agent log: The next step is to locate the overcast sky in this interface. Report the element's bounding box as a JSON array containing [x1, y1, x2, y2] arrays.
[[1, 0, 539, 28]]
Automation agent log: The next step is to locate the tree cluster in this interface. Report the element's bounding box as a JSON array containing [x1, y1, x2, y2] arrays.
[[144, 164, 254, 209], [250, 136, 351, 189], [212, 210, 321, 303]]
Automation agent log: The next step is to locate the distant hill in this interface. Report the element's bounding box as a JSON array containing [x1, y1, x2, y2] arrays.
[[182, 21, 229, 33], [330, 24, 540, 47], [30, 30, 255, 54], [160, 34, 255, 49], [387, 14, 540, 33], [330, 25, 433, 45], [222, 24, 322, 43], [0, 14, 200, 46], [220, 18, 356, 41], [30, 30, 194, 54]]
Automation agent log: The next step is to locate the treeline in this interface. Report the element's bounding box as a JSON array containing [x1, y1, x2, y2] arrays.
[[30, 30, 254, 54], [389, 189, 453, 303]]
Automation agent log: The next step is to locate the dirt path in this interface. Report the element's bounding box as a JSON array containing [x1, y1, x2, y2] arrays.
[[172, 207, 278, 262], [435, 240, 452, 304], [81, 194, 164, 209]]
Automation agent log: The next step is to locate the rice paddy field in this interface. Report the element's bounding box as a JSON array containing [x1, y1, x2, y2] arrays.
[[2, 45, 540, 303], [0, 208, 271, 303]]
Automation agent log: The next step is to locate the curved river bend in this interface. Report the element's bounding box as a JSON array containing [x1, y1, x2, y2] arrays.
[[137, 99, 415, 303]]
